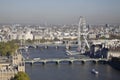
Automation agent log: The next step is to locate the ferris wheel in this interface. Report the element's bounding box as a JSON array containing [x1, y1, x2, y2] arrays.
[[77, 16, 90, 54]]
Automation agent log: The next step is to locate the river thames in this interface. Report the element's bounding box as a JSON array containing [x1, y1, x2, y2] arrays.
[[22, 46, 120, 80]]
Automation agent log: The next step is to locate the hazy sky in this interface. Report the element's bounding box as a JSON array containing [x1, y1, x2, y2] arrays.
[[0, 0, 120, 24]]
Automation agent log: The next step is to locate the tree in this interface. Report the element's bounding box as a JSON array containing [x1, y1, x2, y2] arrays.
[[26, 39, 33, 44], [11, 72, 30, 80], [0, 41, 19, 56]]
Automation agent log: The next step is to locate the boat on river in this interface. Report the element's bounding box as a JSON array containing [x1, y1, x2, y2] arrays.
[[33, 58, 41, 61], [66, 50, 80, 55], [91, 69, 99, 74]]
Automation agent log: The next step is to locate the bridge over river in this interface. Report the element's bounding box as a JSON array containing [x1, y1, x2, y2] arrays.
[[24, 58, 108, 65]]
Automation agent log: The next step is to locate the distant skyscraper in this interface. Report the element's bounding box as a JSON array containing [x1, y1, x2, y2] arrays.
[[105, 24, 109, 28]]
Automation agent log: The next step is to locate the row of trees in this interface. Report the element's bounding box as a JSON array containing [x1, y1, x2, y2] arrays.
[[0, 41, 19, 56], [110, 34, 120, 39]]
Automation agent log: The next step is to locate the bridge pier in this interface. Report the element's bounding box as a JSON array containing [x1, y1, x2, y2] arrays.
[[68, 61, 73, 64], [81, 60, 85, 64], [92, 60, 98, 64], [30, 63, 33, 66], [55, 46, 59, 49], [42, 61, 46, 65], [55, 61, 60, 65], [30, 61, 34, 66], [45, 46, 48, 49]]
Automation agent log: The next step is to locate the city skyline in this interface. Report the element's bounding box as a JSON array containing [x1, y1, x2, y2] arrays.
[[0, 0, 120, 25]]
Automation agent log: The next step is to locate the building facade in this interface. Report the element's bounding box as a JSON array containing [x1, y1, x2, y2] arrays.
[[0, 53, 25, 80]]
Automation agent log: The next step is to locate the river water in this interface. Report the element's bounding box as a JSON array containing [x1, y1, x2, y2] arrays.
[[22, 46, 120, 80]]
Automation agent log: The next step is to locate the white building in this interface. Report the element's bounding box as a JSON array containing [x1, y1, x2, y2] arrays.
[[24, 31, 33, 40], [88, 33, 97, 39], [33, 34, 43, 40], [9, 31, 33, 40]]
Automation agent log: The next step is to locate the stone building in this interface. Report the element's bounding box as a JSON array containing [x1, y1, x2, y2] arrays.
[[0, 53, 25, 80]]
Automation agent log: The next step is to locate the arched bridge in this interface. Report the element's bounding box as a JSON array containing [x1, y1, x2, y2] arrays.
[[25, 58, 108, 65]]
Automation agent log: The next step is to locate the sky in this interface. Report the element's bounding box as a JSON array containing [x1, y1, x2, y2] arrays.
[[0, 0, 120, 25]]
